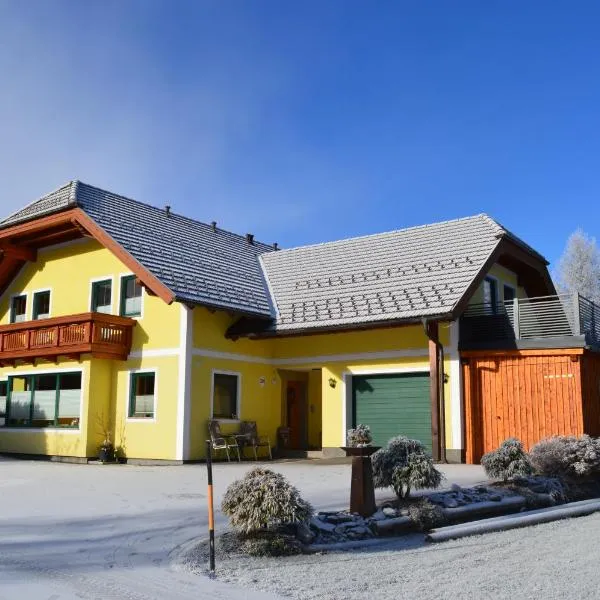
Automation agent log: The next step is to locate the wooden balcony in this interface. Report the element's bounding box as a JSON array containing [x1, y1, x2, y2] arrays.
[[0, 313, 136, 365], [460, 294, 600, 350]]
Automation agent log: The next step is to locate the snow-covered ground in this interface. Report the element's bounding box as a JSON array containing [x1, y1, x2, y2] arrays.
[[0, 456, 486, 599]]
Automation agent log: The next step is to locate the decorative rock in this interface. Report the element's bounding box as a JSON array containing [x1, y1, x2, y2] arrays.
[[325, 514, 355, 525], [346, 526, 372, 538], [369, 509, 388, 521], [310, 516, 336, 532], [297, 522, 316, 544], [443, 497, 460, 509]]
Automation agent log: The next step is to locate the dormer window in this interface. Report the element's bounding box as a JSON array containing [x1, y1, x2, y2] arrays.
[[120, 275, 142, 317], [10, 295, 27, 323]]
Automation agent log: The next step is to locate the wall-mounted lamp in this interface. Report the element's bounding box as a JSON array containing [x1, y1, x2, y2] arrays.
[[328, 377, 337, 389]]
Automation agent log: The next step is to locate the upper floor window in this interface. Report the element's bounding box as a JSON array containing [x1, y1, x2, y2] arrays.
[[120, 275, 142, 317], [10, 295, 27, 323], [503, 284, 516, 304], [483, 277, 498, 314], [91, 279, 112, 313], [129, 372, 155, 419], [32, 290, 51, 320], [212, 372, 240, 420]]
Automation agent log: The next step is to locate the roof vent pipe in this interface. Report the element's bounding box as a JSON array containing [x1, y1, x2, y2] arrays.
[[273, 242, 279, 250], [165, 205, 171, 217], [211, 221, 217, 232], [246, 233, 254, 245]]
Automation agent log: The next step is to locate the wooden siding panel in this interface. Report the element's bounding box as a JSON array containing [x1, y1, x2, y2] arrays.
[[582, 353, 600, 437], [463, 351, 586, 463]]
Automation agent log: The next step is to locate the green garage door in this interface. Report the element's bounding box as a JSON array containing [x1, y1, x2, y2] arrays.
[[353, 372, 431, 450]]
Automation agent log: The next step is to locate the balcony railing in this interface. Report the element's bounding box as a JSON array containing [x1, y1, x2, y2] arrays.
[[0, 312, 136, 363], [460, 293, 600, 349]]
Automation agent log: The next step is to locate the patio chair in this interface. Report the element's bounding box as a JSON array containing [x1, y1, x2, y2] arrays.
[[207, 419, 240, 462], [239, 421, 272, 460]]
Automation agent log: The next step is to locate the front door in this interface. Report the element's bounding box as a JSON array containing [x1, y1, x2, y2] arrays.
[[286, 381, 307, 449]]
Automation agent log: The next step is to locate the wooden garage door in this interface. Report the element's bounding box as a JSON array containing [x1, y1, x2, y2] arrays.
[[463, 353, 585, 464], [352, 373, 431, 449]]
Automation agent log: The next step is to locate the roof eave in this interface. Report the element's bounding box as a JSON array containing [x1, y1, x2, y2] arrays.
[[173, 295, 274, 320], [227, 311, 454, 340]]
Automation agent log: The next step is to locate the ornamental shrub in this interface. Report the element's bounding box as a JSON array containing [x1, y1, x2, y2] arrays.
[[480, 438, 534, 481], [529, 435, 600, 480], [407, 499, 447, 531], [240, 532, 303, 557], [346, 424, 373, 447], [221, 467, 313, 534], [372, 436, 443, 498]]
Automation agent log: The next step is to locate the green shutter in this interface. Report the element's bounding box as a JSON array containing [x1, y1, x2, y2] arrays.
[[352, 373, 431, 450]]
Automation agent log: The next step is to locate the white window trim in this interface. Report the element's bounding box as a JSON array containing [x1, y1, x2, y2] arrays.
[[126, 368, 158, 423], [0, 366, 85, 432], [118, 272, 145, 320], [341, 367, 430, 446], [31, 287, 53, 320], [89, 275, 115, 314], [9, 291, 29, 323], [210, 369, 241, 422]]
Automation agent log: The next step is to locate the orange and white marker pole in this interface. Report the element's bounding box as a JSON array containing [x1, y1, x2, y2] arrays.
[[206, 440, 216, 573]]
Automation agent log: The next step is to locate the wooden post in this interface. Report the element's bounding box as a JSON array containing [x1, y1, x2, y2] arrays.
[[512, 297, 520, 339], [427, 321, 441, 462], [205, 440, 216, 574]]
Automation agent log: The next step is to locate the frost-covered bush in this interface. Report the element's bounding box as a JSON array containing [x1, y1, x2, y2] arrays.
[[372, 436, 443, 498], [481, 438, 533, 481], [221, 467, 313, 533], [346, 424, 373, 447], [529, 435, 600, 480], [407, 499, 447, 531], [240, 533, 303, 557], [391, 452, 444, 498]]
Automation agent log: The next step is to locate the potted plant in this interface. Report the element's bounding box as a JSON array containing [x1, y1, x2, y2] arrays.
[[97, 411, 116, 464], [342, 424, 379, 458], [346, 424, 373, 448], [99, 437, 115, 463]]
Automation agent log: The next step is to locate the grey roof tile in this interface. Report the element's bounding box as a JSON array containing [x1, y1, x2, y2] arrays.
[[1, 181, 77, 225], [260, 215, 511, 331], [1, 181, 275, 317], [1, 181, 546, 332]]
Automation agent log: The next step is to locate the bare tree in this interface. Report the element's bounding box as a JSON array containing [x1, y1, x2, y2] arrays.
[[555, 229, 600, 303]]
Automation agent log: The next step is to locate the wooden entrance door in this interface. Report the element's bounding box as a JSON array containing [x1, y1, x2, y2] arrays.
[[286, 381, 307, 449]]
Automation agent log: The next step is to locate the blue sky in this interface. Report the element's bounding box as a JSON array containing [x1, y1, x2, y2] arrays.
[[1, 1, 599, 267]]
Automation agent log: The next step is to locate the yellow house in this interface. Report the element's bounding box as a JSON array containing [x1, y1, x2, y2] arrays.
[[1, 180, 597, 464]]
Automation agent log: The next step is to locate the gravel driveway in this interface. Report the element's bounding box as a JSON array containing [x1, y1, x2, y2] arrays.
[[184, 512, 600, 600], [0, 456, 488, 600]]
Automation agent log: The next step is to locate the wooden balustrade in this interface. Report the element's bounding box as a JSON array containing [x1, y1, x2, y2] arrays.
[[0, 313, 136, 364]]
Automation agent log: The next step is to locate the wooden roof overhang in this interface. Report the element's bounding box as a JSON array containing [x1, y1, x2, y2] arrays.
[[0, 208, 175, 304]]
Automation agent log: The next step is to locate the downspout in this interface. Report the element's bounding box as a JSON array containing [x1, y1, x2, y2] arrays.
[[422, 318, 447, 463]]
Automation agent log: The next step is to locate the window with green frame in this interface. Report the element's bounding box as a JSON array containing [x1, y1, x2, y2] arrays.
[[3, 372, 81, 428], [32, 290, 51, 320], [129, 372, 155, 418], [0, 381, 7, 426], [91, 279, 112, 313], [10, 294, 27, 323], [120, 275, 142, 317]]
